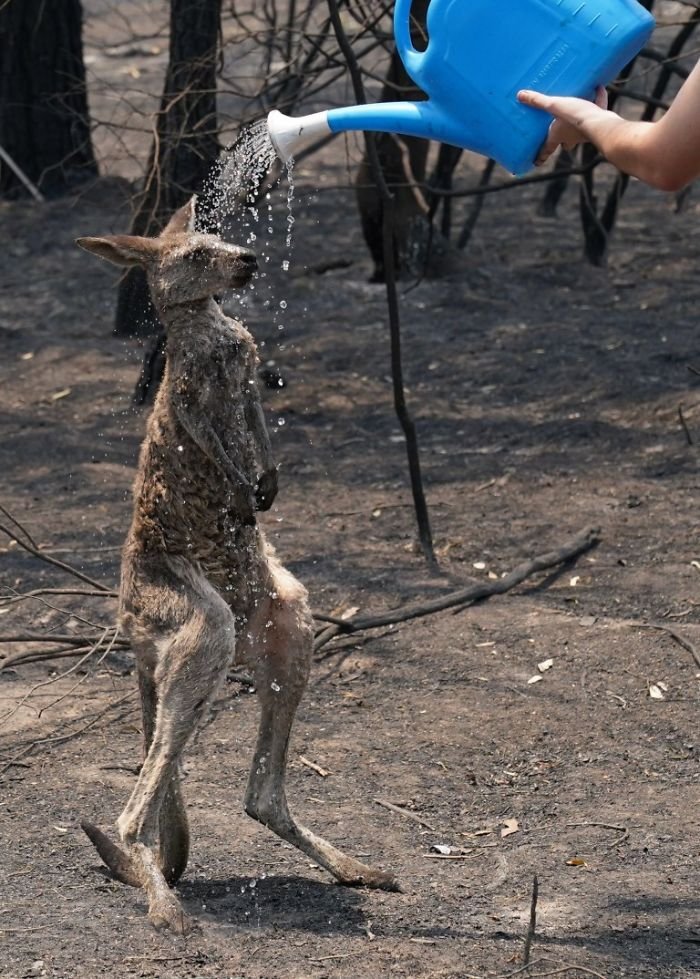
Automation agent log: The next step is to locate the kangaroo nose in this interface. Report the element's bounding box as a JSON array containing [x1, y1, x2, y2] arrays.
[[238, 250, 257, 269]]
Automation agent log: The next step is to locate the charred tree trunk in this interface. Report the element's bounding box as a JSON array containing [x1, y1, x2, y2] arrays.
[[355, 1, 430, 282], [0, 0, 96, 197], [115, 0, 222, 340]]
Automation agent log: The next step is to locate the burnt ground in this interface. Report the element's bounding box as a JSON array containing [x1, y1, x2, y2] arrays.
[[1, 143, 699, 979]]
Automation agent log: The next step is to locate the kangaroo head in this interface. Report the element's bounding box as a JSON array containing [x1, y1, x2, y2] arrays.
[[76, 197, 257, 307]]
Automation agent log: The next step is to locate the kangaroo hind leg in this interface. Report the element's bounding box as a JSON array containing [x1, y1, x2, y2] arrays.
[[242, 570, 399, 892]]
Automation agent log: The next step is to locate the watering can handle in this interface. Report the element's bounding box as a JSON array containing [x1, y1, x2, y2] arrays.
[[393, 0, 426, 83]]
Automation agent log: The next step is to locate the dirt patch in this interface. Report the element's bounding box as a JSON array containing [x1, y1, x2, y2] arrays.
[[1, 142, 699, 979]]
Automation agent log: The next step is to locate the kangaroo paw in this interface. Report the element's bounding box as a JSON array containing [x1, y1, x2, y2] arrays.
[[81, 820, 141, 887]]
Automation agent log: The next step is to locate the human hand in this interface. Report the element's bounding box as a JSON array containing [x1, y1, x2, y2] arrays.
[[517, 86, 609, 165]]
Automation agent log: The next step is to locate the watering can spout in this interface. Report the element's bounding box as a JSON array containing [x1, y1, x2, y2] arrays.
[[267, 101, 475, 166], [267, 109, 332, 163]]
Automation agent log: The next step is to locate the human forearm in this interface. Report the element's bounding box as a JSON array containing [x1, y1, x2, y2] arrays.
[[518, 58, 700, 191], [576, 113, 674, 189]]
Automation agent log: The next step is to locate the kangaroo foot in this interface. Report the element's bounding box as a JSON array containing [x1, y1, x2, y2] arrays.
[[81, 820, 140, 887], [83, 822, 196, 932], [130, 842, 195, 934], [246, 794, 401, 894], [148, 892, 195, 934]]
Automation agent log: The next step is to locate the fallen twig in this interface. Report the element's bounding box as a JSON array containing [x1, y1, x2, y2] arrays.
[[566, 821, 629, 849], [309, 953, 358, 963], [38, 627, 121, 718], [521, 969, 608, 979], [314, 526, 600, 652], [0, 634, 109, 644], [299, 754, 331, 777], [0, 588, 118, 606], [0, 519, 112, 592], [637, 622, 700, 671], [374, 797, 437, 831], [0, 627, 112, 725], [0, 587, 111, 631], [0, 646, 100, 670], [0, 690, 137, 780], [0, 504, 39, 550], [0, 630, 129, 672], [424, 852, 480, 860]]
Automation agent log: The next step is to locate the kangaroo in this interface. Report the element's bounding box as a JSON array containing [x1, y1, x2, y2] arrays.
[[76, 198, 398, 932]]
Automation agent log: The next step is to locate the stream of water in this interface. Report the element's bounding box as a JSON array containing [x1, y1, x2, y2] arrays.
[[200, 119, 280, 233], [197, 118, 298, 411]]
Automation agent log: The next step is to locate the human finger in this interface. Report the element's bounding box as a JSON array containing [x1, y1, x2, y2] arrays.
[[594, 85, 608, 110], [517, 89, 552, 111]]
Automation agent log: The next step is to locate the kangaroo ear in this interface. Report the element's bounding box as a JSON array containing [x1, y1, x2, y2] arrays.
[[161, 196, 197, 237], [76, 235, 157, 267]]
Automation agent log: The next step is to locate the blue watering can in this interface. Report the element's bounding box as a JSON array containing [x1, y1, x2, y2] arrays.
[[268, 0, 654, 175]]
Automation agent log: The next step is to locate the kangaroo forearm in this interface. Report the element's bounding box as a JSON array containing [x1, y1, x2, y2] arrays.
[[173, 402, 251, 490], [244, 397, 276, 472]]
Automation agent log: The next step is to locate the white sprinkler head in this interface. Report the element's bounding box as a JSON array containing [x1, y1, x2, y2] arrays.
[[267, 109, 332, 163]]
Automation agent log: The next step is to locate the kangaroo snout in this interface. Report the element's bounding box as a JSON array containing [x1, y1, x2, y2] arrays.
[[231, 248, 257, 284]]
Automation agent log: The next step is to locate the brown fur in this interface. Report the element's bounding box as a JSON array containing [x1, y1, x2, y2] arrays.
[[76, 198, 398, 932]]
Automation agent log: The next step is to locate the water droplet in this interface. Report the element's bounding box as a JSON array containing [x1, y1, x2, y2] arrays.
[[277, 417, 285, 426], [270, 680, 281, 692], [279, 300, 287, 309]]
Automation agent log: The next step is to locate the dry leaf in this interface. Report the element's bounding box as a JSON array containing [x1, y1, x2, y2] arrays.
[[500, 818, 519, 838], [488, 571, 499, 580], [473, 561, 486, 570], [20, 351, 34, 361], [340, 606, 359, 621], [566, 857, 587, 867], [569, 575, 580, 587], [648, 683, 665, 700], [430, 844, 452, 855], [537, 658, 554, 673], [51, 388, 71, 401], [527, 675, 543, 685]]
